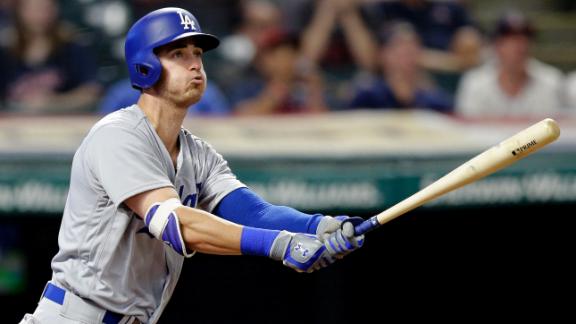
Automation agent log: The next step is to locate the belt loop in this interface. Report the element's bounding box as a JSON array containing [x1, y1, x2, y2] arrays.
[[39, 282, 50, 303], [116, 315, 138, 324], [126, 317, 141, 324], [103, 310, 125, 324]]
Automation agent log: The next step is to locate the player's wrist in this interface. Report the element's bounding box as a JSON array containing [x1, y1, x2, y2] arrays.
[[306, 213, 325, 234], [240, 227, 281, 257], [268, 230, 293, 261]]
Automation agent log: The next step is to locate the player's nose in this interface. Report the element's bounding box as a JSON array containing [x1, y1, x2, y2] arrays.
[[188, 60, 201, 71], [187, 55, 202, 71]]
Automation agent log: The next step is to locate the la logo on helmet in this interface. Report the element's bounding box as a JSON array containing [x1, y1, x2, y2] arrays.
[[177, 10, 196, 30]]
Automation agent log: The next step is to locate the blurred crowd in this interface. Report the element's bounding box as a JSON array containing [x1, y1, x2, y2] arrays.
[[0, 0, 575, 119]]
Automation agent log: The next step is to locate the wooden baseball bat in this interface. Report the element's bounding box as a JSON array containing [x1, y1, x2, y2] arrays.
[[355, 118, 561, 235]]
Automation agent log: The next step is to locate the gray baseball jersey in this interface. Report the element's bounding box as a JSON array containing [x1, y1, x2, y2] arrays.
[[50, 105, 245, 323]]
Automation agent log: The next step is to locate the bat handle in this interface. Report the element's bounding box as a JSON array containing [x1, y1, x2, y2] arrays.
[[354, 216, 381, 235]]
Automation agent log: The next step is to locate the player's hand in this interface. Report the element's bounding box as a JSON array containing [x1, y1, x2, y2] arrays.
[[316, 215, 348, 238], [269, 231, 334, 273], [316, 215, 365, 257], [323, 220, 365, 259]]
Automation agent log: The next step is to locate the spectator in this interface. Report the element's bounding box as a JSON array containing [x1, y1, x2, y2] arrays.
[[292, 0, 379, 109], [0, 0, 101, 114], [0, 0, 14, 30], [285, 0, 378, 73], [99, 78, 231, 116], [231, 29, 329, 115], [455, 10, 565, 118], [349, 22, 453, 113], [363, 0, 484, 73], [232, 0, 282, 50], [216, 0, 283, 92]]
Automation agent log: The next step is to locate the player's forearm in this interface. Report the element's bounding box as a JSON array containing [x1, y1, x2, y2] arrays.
[[177, 207, 243, 255], [177, 206, 286, 259], [214, 188, 323, 234]]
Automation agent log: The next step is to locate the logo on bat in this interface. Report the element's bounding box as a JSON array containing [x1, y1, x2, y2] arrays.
[[511, 139, 537, 156]]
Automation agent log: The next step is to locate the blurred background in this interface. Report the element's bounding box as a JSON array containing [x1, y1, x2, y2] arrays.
[[1, 0, 576, 323]]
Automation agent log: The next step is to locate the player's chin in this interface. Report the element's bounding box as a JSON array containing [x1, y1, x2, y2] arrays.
[[182, 88, 204, 106], [180, 93, 202, 107]]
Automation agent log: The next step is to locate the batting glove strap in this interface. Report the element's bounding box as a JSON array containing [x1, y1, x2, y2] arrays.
[[269, 231, 293, 261]]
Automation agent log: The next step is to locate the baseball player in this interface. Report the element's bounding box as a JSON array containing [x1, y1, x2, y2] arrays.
[[19, 7, 364, 324]]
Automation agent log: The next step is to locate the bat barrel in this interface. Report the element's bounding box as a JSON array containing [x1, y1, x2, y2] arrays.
[[354, 118, 560, 234], [498, 118, 560, 160]]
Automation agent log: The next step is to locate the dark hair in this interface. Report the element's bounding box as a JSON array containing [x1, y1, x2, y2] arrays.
[[377, 21, 420, 46], [259, 28, 300, 51], [493, 10, 536, 39]]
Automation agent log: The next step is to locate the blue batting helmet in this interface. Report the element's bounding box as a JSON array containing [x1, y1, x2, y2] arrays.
[[125, 7, 220, 90]]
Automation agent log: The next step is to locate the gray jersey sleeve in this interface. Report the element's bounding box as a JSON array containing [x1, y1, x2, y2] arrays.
[[192, 137, 245, 212], [86, 125, 173, 205]]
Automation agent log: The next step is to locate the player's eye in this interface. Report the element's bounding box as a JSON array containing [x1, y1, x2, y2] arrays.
[[193, 49, 203, 57], [171, 50, 184, 59]]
